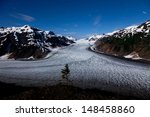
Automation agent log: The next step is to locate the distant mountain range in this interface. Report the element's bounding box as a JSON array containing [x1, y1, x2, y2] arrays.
[[91, 20, 150, 60], [1, 20, 150, 60], [0, 25, 75, 59]]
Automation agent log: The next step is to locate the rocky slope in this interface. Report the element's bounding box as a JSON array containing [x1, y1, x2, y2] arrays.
[[0, 25, 74, 59], [93, 20, 150, 60]]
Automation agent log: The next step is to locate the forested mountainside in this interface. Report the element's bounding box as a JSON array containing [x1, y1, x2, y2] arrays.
[[93, 20, 150, 59]]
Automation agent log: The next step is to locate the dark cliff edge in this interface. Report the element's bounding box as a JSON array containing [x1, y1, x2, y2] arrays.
[[89, 46, 150, 64]]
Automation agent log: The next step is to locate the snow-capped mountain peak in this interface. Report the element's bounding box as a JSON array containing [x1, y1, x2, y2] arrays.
[[0, 25, 75, 59], [125, 25, 138, 30], [88, 34, 105, 41], [88, 20, 150, 42], [106, 30, 120, 36], [0, 25, 35, 35]]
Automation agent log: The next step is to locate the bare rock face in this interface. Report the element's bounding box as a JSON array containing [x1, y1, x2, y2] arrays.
[[0, 25, 75, 59], [93, 20, 150, 59]]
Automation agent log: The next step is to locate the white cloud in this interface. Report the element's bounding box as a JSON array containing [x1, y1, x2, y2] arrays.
[[65, 32, 77, 35], [142, 11, 147, 15], [74, 24, 79, 28], [63, 29, 68, 32], [93, 16, 101, 26], [10, 13, 35, 22]]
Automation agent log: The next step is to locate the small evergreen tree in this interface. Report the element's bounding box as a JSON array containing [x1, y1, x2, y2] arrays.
[[61, 64, 70, 80]]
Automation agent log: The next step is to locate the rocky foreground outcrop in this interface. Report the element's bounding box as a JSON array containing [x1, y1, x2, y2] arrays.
[[0, 25, 75, 59], [92, 20, 150, 60]]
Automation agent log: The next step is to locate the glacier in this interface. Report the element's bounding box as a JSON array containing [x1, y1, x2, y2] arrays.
[[0, 40, 150, 98]]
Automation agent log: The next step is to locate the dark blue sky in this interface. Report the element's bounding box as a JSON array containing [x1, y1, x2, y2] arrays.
[[0, 0, 150, 38]]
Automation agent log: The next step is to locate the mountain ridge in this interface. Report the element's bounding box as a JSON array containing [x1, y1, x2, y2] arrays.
[[92, 20, 150, 60], [0, 25, 75, 59]]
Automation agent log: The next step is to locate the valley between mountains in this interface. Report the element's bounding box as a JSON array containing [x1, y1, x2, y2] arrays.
[[0, 40, 150, 99], [0, 20, 150, 99]]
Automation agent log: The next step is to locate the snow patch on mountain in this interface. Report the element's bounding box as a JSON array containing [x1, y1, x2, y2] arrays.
[[0, 53, 12, 60], [124, 52, 142, 60], [66, 36, 76, 41]]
